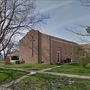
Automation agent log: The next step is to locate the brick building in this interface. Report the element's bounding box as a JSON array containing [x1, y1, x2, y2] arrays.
[[19, 30, 79, 64]]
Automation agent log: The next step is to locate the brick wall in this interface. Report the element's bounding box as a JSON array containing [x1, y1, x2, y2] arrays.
[[50, 37, 78, 64], [40, 33, 50, 64], [19, 30, 79, 64], [19, 30, 39, 64]]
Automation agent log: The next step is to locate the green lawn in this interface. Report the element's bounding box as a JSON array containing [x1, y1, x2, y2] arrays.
[[11, 73, 90, 90], [0, 69, 27, 85], [0, 63, 56, 70], [48, 64, 90, 76]]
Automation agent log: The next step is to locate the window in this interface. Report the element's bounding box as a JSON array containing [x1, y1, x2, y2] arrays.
[[11, 56, 19, 60], [57, 51, 61, 62]]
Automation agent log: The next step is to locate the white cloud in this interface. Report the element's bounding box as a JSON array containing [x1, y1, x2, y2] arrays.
[[38, 0, 74, 13], [52, 14, 90, 30]]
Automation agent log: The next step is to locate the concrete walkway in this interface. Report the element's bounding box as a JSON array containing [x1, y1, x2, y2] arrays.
[[0, 66, 60, 89], [0, 67, 30, 73], [0, 86, 11, 90], [0, 66, 61, 73], [38, 65, 90, 79], [39, 72, 90, 80], [1, 72, 37, 88], [1, 65, 90, 90], [38, 66, 61, 72]]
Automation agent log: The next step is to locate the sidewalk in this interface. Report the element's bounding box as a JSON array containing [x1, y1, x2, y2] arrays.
[[39, 71, 90, 79], [1, 65, 90, 90], [0, 66, 59, 89], [1, 72, 37, 88], [0, 86, 11, 90], [0, 67, 30, 73], [38, 66, 61, 72]]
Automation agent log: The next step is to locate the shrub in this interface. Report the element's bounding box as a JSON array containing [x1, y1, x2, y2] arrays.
[[77, 55, 90, 68], [77, 50, 90, 68]]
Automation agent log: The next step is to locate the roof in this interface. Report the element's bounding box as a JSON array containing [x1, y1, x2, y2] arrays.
[[41, 31, 78, 45], [20, 29, 78, 45]]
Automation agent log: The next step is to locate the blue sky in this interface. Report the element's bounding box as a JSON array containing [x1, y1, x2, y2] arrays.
[[35, 0, 90, 44]]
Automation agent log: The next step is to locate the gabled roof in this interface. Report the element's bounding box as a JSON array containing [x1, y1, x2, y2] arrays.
[[41, 31, 78, 45], [20, 29, 78, 45]]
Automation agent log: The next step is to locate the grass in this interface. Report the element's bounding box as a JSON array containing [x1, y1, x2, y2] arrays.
[[0, 69, 27, 85], [0, 60, 4, 63], [48, 64, 90, 76], [11, 73, 90, 90], [0, 63, 56, 70]]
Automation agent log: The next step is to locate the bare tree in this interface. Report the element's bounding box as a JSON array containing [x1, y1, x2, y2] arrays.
[[75, 0, 90, 36], [65, 0, 90, 37], [0, 0, 48, 52], [2, 40, 14, 61], [66, 25, 90, 36], [64, 0, 90, 67], [64, 0, 90, 42], [79, 0, 90, 7]]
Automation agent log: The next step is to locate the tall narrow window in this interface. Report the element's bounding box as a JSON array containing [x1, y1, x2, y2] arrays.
[[57, 51, 61, 63]]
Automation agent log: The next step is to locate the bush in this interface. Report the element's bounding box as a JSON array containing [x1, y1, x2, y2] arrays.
[[78, 56, 90, 67], [77, 50, 90, 68]]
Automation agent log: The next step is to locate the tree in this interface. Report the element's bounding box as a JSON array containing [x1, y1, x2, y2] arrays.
[[1, 40, 16, 61], [0, 0, 48, 52], [79, 0, 90, 7], [66, 0, 90, 37], [65, 0, 90, 67], [77, 47, 90, 68]]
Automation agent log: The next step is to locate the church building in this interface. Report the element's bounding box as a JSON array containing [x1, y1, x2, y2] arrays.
[[19, 30, 79, 64]]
